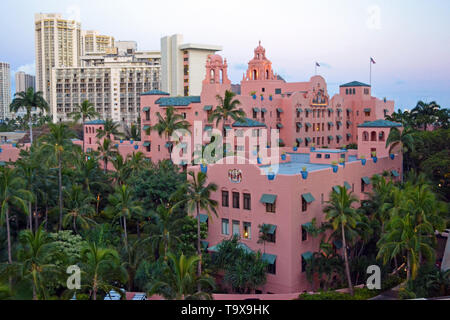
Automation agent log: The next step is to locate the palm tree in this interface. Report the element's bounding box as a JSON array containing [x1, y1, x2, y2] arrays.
[[126, 123, 141, 141], [411, 101, 440, 130], [257, 224, 272, 254], [39, 123, 77, 231], [385, 109, 414, 128], [9, 87, 49, 144], [173, 171, 218, 280], [15, 155, 37, 232], [148, 252, 215, 300], [323, 185, 361, 295], [62, 185, 96, 234], [208, 90, 246, 137], [0, 167, 31, 264], [148, 106, 191, 161], [80, 242, 125, 300], [96, 138, 118, 173], [68, 100, 100, 151], [386, 126, 415, 155], [16, 225, 58, 300], [105, 184, 142, 247], [73, 152, 109, 194], [96, 119, 124, 141], [111, 153, 131, 185], [148, 204, 182, 259], [120, 238, 149, 291]]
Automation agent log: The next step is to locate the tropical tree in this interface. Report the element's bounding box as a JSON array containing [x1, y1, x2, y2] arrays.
[[105, 184, 142, 247], [120, 238, 149, 292], [126, 123, 141, 141], [148, 252, 215, 300], [39, 123, 77, 231], [323, 185, 361, 296], [96, 119, 124, 141], [148, 106, 191, 161], [96, 138, 118, 173], [208, 90, 246, 137], [386, 126, 415, 155], [111, 153, 131, 186], [68, 100, 100, 151], [62, 185, 96, 234], [385, 109, 414, 128], [16, 225, 58, 300], [173, 171, 218, 280], [9, 87, 49, 144], [80, 242, 126, 300], [15, 154, 37, 231], [0, 167, 31, 264], [257, 224, 272, 254], [411, 101, 440, 131]]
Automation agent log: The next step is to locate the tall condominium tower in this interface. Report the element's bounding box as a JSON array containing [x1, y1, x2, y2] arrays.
[[161, 34, 222, 96], [35, 13, 82, 112], [0, 62, 11, 120], [15, 71, 36, 93], [81, 30, 115, 54]]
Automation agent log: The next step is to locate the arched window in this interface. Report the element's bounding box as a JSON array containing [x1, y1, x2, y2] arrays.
[[371, 131, 377, 141], [379, 131, 385, 141], [363, 131, 369, 141], [220, 69, 223, 83], [253, 70, 257, 80], [266, 69, 269, 79], [210, 69, 215, 83]]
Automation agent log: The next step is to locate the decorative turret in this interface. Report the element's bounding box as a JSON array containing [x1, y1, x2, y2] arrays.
[[203, 54, 230, 85], [243, 41, 277, 81]]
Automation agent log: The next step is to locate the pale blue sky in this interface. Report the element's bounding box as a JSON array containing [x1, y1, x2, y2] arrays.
[[0, 0, 449, 110]]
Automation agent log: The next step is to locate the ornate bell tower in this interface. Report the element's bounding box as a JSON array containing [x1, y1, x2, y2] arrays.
[[243, 41, 276, 81], [201, 54, 231, 98]]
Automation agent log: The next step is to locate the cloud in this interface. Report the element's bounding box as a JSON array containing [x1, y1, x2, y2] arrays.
[[14, 62, 35, 75], [318, 62, 332, 69], [233, 63, 248, 70]]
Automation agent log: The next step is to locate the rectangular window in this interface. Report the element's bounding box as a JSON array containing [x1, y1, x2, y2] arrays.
[[232, 192, 240, 209], [302, 226, 308, 241], [267, 262, 276, 274], [222, 191, 229, 207], [302, 198, 308, 212], [302, 257, 307, 272], [275, 88, 281, 94], [145, 111, 150, 121], [266, 202, 276, 213], [221, 219, 229, 235], [243, 193, 251, 210], [232, 220, 240, 236], [243, 222, 251, 239]]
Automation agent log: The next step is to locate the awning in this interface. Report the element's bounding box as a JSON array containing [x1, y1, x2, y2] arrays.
[[276, 108, 284, 113], [204, 125, 212, 131], [336, 135, 342, 139], [344, 181, 351, 190], [336, 121, 342, 126], [297, 108, 303, 113], [391, 170, 400, 177], [204, 105, 212, 111], [327, 108, 334, 112], [336, 108, 342, 113], [302, 222, 312, 229], [201, 240, 209, 249], [262, 253, 277, 265], [332, 186, 341, 194], [305, 137, 312, 142], [302, 251, 313, 260], [143, 141, 151, 147], [347, 120, 352, 125], [347, 133, 352, 138], [302, 193, 315, 203], [260, 194, 277, 204], [305, 123, 312, 128], [143, 125, 150, 131], [142, 107, 150, 112], [362, 176, 371, 185], [347, 108, 352, 112], [165, 142, 173, 148], [296, 123, 302, 128], [253, 107, 260, 112], [305, 108, 312, 112], [277, 139, 284, 144], [261, 108, 267, 113], [199, 214, 208, 223], [328, 122, 334, 126], [296, 138, 303, 144], [328, 135, 334, 140], [364, 108, 371, 112], [276, 123, 283, 129]]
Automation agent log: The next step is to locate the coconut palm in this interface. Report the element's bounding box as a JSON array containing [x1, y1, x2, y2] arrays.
[[411, 101, 440, 130], [323, 185, 361, 295], [68, 100, 100, 151], [96, 138, 118, 173], [257, 224, 272, 254], [9, 87, 49, 144], [15, 155, 37, 232], [386, 126, 415, 155], [148, 106, 191, 161], [39, 123, 77, 231], [105, 184, 143, 247], [172, 171, 218, 280], [0, 167, 31, 264], [148, 252, 215, 300], [208, 90, 246, 137], [96, 119, 124, 141], [111, 153, 132, 186], [62, 185, 96, 234], [80, 242, 125, 300]]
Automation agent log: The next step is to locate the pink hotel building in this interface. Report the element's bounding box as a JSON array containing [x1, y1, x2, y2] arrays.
[[0, 43, 403, 294]]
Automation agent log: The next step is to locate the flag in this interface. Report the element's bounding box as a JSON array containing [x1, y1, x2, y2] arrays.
[[315, 62, 320, 67], [370, 57, 376, 64]]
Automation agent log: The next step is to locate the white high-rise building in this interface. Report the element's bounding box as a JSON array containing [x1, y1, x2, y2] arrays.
[[81, 30, 115, 54], [0, 62, 11, 120], [15, 71, 36, 93], [35, 13, 82, 113], [161, 34, 222, 96]]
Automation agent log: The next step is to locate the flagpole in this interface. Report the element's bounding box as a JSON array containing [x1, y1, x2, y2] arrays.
[[369, 58, 372, 86], [315, 63, 317, 75]]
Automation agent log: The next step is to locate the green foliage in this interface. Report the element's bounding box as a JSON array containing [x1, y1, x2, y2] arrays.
[[298, 287, 379, 300], [48, 231, 86, 266]]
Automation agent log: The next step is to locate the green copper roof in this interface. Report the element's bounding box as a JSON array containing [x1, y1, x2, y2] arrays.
[[232, 118, 266, 128], [156, 96, 201, 106], [328, 135, 334, 140], [302, 193, 315, 203], [340, 81, 371, 88], [277, 108, 284, 113], [358, 119, 402, 128], [253, 107, 260, 112], [296, 138, 303, 143], [85, 120, 105, 125], [199, 214, 208, 223], [261, 108, 267, 113], [362, 176, 371, 185], [262, 253, 277, 265], [260, 194, 277, 204], [141, 89, 170, 96]]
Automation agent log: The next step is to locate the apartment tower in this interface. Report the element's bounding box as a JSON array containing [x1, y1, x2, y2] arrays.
[[0, 62, 11, 120]]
